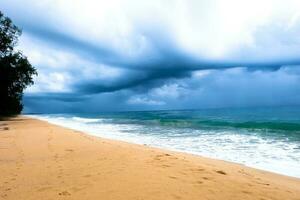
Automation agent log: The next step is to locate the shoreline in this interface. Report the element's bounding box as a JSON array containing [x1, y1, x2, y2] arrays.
[[29, 114, 300, 179], [0, 116, 299, 199]]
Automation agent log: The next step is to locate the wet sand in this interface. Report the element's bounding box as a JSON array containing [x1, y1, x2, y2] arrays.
[[0, 116, 299, 200]]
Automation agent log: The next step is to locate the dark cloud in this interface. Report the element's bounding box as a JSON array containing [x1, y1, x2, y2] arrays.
[[23, 66, 300, 113], [20, 23, 300, 99], [74, 68, 192, 94], [23, 91, 136, 113], [2, 0, 300, 113], [23, 23, 120, 66], [24, 22, 300, 72], [24, 93, 88, 102], [20, 25, 300, 113], [18, 22, 300, 114]]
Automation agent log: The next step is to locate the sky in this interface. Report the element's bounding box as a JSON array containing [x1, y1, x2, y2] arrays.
[[1, 0, 300, 113]]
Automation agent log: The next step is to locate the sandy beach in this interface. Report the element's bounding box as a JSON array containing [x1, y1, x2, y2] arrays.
[[0, 116, 299, 200]]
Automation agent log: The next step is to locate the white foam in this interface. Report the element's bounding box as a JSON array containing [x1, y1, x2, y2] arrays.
[[71, 117, 103, 123]]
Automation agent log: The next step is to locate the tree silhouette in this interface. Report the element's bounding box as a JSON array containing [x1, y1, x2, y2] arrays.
[[0, 11, 37, 115]]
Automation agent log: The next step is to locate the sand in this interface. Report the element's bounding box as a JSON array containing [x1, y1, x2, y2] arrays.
[[0, 116, 299, 200]]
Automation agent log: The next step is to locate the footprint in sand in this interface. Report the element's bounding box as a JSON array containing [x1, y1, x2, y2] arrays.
[[256, 182, 270, 186], [155, 154, 171, 159], [59, 191, 71, 196], [191, 168, 205, 172], [242, 190, 252, 194], [172, 194, 182, 199], [215, 170, 227, 175], [37, 186, 52, 192]]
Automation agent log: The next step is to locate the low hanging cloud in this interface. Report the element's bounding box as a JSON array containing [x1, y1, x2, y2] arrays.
[[23, 66, 300, 113], [1, 0, 300, 113], [127, 67, 300, 109]]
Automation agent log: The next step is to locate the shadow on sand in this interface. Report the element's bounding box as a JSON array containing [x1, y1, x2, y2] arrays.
[[0, 115, 29, 131]]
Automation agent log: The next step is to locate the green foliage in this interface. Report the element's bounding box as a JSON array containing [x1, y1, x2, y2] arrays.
[[0, 11, 37, 115]]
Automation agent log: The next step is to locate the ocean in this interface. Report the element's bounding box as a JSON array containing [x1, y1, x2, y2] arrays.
[[28, 106, 300, 178]]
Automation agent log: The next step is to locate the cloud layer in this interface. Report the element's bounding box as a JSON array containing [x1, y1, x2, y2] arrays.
[[1, 0, 300, 112]]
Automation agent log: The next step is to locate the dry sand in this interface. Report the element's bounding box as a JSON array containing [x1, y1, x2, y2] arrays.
[[0, 116, 300, 200]]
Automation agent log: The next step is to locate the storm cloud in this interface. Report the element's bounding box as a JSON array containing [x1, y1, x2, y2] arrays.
[[1, 0, 300, 113]]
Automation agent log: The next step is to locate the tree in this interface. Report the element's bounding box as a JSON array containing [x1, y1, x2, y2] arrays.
[[0, 11, 37, 115]]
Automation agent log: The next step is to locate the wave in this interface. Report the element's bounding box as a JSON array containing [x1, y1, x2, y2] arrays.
[[157, 119, 300, 131], [71, 117, 103, 123], [106, 118, 300, 133]]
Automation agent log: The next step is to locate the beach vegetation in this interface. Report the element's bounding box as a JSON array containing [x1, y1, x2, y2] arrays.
[[0, 11, 37, 115]]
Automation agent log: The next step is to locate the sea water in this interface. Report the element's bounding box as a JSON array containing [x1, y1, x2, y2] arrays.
[[28, 106, 300, 178]]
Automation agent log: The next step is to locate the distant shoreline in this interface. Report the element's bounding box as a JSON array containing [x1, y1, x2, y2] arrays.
[[0, 116, 299, 200]]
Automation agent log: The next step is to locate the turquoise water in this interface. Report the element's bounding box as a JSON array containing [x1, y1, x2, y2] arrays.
[[29, 106, 300, 178]]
